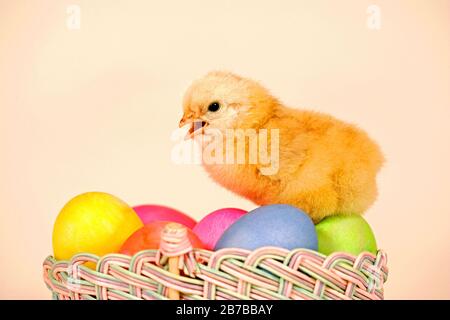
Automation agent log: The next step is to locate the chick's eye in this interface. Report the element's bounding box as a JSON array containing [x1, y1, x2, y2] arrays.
[[208, 102, 221, 112]]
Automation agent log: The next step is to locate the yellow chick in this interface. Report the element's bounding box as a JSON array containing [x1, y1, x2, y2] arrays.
[[179, 71, 384, 223]]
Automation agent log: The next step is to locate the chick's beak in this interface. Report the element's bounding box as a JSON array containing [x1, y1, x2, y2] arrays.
[[178, 116, 189, 128], [178, 115, 208, 140]]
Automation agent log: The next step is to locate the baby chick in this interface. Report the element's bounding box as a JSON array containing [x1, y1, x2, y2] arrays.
[[179, 71, 384, 223]]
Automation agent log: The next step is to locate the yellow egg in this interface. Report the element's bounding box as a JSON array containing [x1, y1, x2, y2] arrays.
[[52, 192, 143, 263]]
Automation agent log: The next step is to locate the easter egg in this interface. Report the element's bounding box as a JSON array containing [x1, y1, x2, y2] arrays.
[[193, 208, 247, 250], [214, 204, 318, 251], [119, 221, 206, 255], [315, 215, 377, 256], [133, 204, 197, 229], [52, 192, 143, 262]]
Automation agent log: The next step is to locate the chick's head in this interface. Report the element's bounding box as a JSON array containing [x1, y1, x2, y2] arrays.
[[180, 71, 278, 138]]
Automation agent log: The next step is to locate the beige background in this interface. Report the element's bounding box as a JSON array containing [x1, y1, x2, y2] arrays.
[[1, 0, 449, 299]]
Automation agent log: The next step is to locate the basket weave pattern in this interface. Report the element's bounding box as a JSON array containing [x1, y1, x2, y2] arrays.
[[43, 248, 388, 300], [44, 222, 388, 300]]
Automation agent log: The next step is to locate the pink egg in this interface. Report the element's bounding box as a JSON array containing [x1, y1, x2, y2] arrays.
[[133, 205, 197, 229], [193, 208, 247, 250]]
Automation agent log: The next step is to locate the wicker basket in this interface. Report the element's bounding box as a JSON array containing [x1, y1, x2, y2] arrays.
[[43, 223, 388, 300]]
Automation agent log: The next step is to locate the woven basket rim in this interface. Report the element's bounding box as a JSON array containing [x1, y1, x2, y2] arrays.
[[43, 247, 388, 300]]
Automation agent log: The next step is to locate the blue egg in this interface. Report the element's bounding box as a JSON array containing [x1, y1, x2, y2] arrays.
[[214, 204, 318, 251]]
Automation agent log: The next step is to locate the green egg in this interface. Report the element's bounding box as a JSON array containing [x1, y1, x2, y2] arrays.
[[315, 215, 377, 256]]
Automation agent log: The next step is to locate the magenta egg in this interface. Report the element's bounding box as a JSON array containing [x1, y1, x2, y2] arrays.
[[193, 208, 247, 250], [133, 204, 197, 229]]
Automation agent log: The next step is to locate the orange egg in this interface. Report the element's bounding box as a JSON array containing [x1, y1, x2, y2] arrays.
[[119, 221, 206, 256]]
